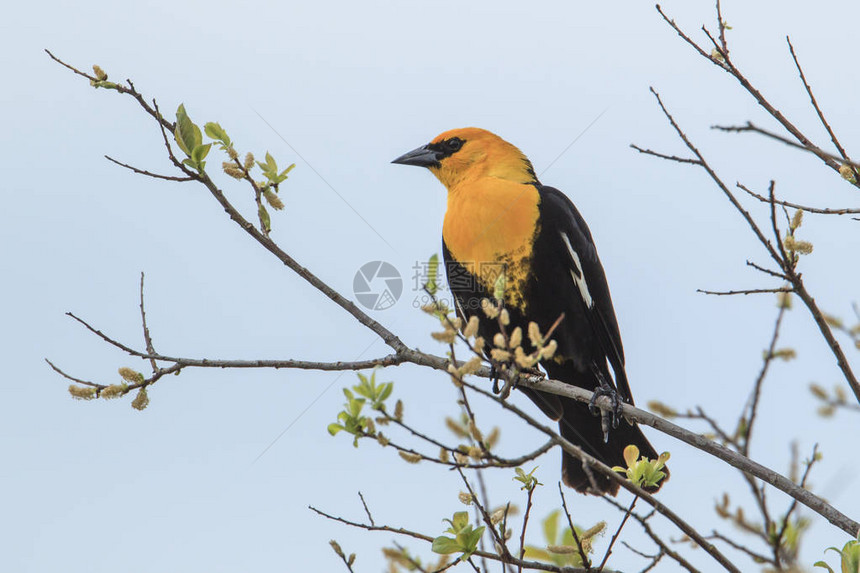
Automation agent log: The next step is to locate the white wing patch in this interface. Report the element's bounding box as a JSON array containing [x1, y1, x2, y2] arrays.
[[560, 232, 594, 308]]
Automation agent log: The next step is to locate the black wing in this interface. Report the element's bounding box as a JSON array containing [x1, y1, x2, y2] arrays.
[[532, 185, 632, 402]]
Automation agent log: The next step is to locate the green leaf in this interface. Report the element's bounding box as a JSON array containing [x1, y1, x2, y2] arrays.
[[543, 510, 559, 545], [426, 253, 439, 295], [813, 562, 835, 573], [276, 163, 295, 184], [174, 104, 202, 158], [451, 511, 469, 531], [258, 204, 271, 233], [191, 143, 211, 172], [431, 536, 461, 555], [204, 122, 231, 147], [493, 272, 506, 302], [327, 423, 344, 436], [378, 382, 393, 403]]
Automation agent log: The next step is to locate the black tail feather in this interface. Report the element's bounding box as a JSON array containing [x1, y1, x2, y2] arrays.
[[539, 363, 667, 496]]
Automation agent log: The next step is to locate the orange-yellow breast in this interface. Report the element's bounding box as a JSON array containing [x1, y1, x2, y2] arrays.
[[443, 178, 540, 309]]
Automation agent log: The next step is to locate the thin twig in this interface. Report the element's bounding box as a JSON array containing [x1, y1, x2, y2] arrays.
[[697, 287, 791, 296], [139, 273, 158, 374], [737, 182, 860, 216], [558, 483, 591, 570], [786, 37, 852, 165], [599, 497, 637, 572], [105, 155, 194, 181], [603, 496, 701, 573]]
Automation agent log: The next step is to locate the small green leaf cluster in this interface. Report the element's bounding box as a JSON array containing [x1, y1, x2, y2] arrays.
[[173, 106, 295, 231], [431, 511, 485, 561], [174, 104, 211, 173], [611, 444, 670, 489], [523, 510, 604, 568], [513, 466, 542, 492], [327, 370, 393, 447], [88, 64, 118, 90], [815, 535, 860, 573], [353, 369, 394, 410]]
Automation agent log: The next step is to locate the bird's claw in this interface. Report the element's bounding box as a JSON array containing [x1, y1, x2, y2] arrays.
[[490, 364, 502, 395], [588, 386, 621, 425]]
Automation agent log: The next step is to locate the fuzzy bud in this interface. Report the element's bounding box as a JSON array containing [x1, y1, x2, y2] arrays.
[[490, 348, 511, 362], [398, 451, 422, 464], [514, 346, 537, 369], [453, 451, 470, 465], [445, 417, 468, 438], [647, 400, 677, 418], [92, 65, 108, 80], [783, 235, 813, 255], [131, 387, 149, 411], [458, 491, 474, 505], [491, 508, 506, 524], [363, 418, 376, 435], [431, 330, 458, 344], [264, 189, 284, 210], [459, 356, 483, 376], [100, 384, 126, 400], [118, 367, 143, 384], [839, 164, 857, 183], [463, 315, 480, 339], [329, 540, 345, 558], [226, 146, 239, 160], [528, 322, 543, 346], [243, 152, 255, 171], [548, 545, 577, 555], [472, 336, 485, 353], [508, 326, 522, 349], [540, 339, 558, 360], [222, 162, 245, 179], [485, 427, 500, 449], [468, 446, 483, 460], [809, 384, 828, 400], [439, 448, 450, 463], [68, 384, 97, 400], [481, 298, 499, 319], [376, 433, 389, 447], [468, 420, 483, 443], [499, 309, 510, 326], [394, 400, 403, 421], [493, 333, 506, 348], [790, 209, 803, 231]]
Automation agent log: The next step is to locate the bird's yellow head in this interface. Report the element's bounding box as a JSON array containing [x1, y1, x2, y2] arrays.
[[392, 127, 538, 190]]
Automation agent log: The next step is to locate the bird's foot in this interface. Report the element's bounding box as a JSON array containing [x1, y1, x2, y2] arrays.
[[588, 370, 623, 442], [490, 365, 502, 395]]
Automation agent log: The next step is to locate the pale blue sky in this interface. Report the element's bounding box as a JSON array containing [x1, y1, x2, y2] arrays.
[[2, 1, 859, 571]]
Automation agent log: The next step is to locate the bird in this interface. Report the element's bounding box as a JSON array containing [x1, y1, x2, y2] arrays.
[[392, 127, 665, 495]]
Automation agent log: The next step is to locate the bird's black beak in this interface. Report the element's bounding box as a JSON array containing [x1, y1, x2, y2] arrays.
[[391, 144, 442, 168]]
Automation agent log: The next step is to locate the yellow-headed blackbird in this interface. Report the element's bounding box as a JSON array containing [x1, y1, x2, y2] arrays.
[[393, 127, 665, 495]]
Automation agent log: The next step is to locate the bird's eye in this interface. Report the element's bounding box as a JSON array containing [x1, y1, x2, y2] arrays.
[[446, 138, 463, 152]]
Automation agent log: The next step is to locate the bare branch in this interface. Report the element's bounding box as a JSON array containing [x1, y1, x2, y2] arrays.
[[737, 182, 860, 216], [786, 37, 852, 165], [697, 287, 791, 296], [629, 144, 701, 165], [714, 123, 859, 171], [105, 155, 194, 182]]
